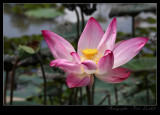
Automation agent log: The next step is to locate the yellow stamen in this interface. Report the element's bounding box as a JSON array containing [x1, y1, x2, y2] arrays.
[[81, 48, 98, 60]]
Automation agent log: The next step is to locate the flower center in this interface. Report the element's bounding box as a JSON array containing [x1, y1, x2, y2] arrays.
[[81, 48, 98, 60]]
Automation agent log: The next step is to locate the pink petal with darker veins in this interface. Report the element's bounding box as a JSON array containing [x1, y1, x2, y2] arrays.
[[50, 59, 83, 74], [113, 37, 148, 68], [78, 17, 104, 56], [70, 52, 81, 64], [97, 50, 114, 74], [95, 68, 131, 83], [97, 17, 117, 54], [50, 59, 68, 67], [41, 30, 75, 61]]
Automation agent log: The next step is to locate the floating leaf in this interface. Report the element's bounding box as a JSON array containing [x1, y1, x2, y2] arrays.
[[25, 8, 64, 19], [17, 74, 44, 85], [6, 84, 41, 98], [122, 57, 157, 72]]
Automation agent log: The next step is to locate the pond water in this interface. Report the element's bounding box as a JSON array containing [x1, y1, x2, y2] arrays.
[[3, 13, 57, 38], [3, 3, 156, 41], [3, 4, 131, 38]]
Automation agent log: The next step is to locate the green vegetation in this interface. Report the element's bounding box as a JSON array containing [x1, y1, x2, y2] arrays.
[[25, 8, 64, 19], [3, 3, 157, 106]]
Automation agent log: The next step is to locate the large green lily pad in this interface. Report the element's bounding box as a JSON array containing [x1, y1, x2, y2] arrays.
[[25, 8, 64, 19], [122, 57, 157, 72]]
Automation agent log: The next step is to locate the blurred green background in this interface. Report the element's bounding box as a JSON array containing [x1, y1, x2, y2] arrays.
[[3, 3, 157, 106]]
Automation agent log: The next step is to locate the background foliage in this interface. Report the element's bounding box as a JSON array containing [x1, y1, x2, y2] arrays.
[[3, 3, 156, 105]]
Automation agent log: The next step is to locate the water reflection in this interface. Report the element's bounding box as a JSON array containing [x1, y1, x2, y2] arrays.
[[3, 4, 131, 38], [3, 3, 156, 38], [3, 13, 58, 38], [10, 14, 30, 32]]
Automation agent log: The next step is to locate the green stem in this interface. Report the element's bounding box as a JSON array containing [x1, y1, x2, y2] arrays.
[[69, 88, 74, 105], [98, 93, 109, 105], [49, 95, 53, 105], [108, 94, 111, 105], [145, 75, 150, 104], [98, 91, 110, 105], [10, 57, 19, 105], [80, 8, 85, 33], [59, 84, 63, 105], [39, 52, 47, 105], [4, 70, 9, 105], [74, 7, 80, 50], [79, 87, 83, 105], [114, 85, 118, 105], [132, 15, 135, 38], [73, 88, 79, 105], [91, 75, 95, 105], [86, 86, 92, 105]]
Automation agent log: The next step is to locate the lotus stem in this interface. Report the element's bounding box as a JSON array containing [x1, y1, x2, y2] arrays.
[[108, 94, 111, 105], [86, 86, 92, 105], [132, 15, 135, 37], [69, 88, 74, 105], [4, 70, 9, 105], [59, 84, 63, 104], [49, 95, 53, 105], [79, 87, 83, 105], [39, 52, 47, 105], [145, 75, 150, 104], [73, 87, 79, 105], [80, 8, 85, 33], [91, 75, 95, 105], [98, 93, 110, 105], [75, 7, 80, 50], [114, 85, 118, 105], [10, 57, 19, 105]]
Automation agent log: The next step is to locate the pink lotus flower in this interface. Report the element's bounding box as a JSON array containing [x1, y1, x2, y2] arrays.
[[41, 17, 148, 88]]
